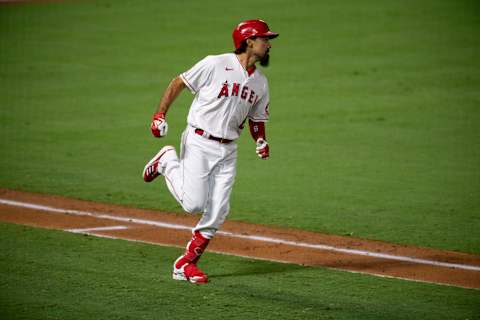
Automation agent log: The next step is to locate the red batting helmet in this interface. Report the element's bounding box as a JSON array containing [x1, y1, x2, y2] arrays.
[[232, 19, 279, 49]]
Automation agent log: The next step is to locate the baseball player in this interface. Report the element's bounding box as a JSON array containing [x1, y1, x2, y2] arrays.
[[142, 19, 279, 284]]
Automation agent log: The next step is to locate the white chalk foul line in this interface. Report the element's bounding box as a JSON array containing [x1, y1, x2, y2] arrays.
[[0, 199, 192, 231], [1, 198, 479, 272], [216, 231, 480, 271], [66, 225, 129, 233]]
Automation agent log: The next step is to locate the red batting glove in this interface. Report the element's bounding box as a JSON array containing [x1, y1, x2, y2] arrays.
[[256, 138, 269, 160], [150, 112, 168, 138]]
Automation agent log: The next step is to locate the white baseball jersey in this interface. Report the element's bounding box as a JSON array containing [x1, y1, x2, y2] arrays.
[[180, 53, 270, 140]]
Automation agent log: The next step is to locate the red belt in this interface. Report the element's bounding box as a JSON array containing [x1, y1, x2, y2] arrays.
[[195, 129, 233, 144]]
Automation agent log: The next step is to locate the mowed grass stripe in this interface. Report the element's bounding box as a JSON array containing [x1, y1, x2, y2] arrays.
[[0, 0, 478, 254]]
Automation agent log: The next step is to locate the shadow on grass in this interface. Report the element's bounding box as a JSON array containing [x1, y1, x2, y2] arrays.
[[209, 259, 307, 279]]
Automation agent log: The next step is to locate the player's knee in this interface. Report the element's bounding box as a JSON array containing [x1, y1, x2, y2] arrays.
[[181, 198, 205, 214]]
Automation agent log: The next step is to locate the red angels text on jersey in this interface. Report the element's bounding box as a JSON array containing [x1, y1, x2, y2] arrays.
[[217, 81, 259, 105]]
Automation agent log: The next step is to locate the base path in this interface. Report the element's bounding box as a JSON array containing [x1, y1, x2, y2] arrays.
[[0, 188, 479, 289]]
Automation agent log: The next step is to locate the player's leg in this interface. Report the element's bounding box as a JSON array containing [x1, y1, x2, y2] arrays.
[[160, 128, 212, 213], [193, 147, 237, 238], [183, 146, 237, 262], [173, 143, 237, 284]]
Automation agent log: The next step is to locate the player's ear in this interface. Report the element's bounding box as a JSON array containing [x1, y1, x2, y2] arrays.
[[246, 37, 255, 48]]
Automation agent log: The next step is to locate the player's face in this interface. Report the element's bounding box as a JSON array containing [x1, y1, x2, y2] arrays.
[[252, 37, 271, 58], [250, 37, 272, 66]]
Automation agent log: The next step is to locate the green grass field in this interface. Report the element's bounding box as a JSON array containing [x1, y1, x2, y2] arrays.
[[1, 222, 479, 320], [1, 0, 479, 252], [0, 0, 479, 318]]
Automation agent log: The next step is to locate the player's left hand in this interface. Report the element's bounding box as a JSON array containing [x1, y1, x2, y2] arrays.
[[150, 112, 168, 138], [256, 138, 269, 160]]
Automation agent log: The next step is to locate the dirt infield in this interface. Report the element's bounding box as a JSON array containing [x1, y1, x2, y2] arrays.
[[0, 188, 479, 289]]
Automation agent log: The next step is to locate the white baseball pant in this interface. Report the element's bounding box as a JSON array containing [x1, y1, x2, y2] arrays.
[[161, 126, 237, 239]]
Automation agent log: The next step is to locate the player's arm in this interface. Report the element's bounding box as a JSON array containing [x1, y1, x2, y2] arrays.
[[157, 76, 186, 115], [150, 76, 186, 138], [249, 120, 269, 160]]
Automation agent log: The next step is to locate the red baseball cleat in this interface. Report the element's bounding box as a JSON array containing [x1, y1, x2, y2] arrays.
[[142, 146, 175, 182], [172, 257, 208, 284]]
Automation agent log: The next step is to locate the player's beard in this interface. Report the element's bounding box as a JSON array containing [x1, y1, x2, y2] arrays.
[[260, 50, 270, 67]]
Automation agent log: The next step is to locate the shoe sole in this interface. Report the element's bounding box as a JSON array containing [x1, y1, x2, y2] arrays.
[[142, 146, 175, 182], [172, 271, 208, 284]]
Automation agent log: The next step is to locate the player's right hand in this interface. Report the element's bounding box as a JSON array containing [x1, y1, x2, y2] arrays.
[[150, 112, 168, 138]]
